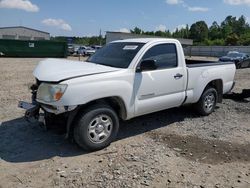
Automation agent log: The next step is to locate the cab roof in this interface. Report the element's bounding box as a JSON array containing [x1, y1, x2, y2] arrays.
[[111, 38, 178, 44]]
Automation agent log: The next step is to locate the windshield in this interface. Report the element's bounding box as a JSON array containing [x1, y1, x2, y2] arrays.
[[227, 53, 243, 58], [87, 42, 145, 68]]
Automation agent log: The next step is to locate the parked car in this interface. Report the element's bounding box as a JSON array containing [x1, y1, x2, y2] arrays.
[[219, 51, 249, 69], [67, 44, 74, 55], [240, 58, 250, 69], [77, 46, 96, 56], [19, 38, 236, 151], [73, 45, 80, 54], [91, 45, 102, 50]]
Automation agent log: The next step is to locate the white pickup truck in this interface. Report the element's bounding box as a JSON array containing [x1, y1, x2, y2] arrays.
[[19, 38, 236, 151]]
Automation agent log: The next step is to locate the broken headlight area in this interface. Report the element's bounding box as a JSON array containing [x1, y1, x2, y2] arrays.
[[37, 83, 68, 103]]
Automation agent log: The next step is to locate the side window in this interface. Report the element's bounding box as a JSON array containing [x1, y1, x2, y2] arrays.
[[141, 43, 178, 69]]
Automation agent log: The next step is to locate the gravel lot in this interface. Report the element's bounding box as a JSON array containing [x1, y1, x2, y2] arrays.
[[0, 57, 250, 188]]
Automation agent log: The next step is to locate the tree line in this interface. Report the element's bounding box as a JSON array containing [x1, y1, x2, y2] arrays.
[[130, 15, 250, 46], [51, 15, 250, 46]]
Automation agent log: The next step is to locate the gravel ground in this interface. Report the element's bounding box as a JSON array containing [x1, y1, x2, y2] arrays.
[[0, 57, 249, 188]]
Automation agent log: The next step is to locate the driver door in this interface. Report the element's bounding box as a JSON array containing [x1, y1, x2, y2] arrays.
[[134, 43, 186, 116]]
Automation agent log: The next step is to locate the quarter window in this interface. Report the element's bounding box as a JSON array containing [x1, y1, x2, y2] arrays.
[[141, 43, 178, 69]]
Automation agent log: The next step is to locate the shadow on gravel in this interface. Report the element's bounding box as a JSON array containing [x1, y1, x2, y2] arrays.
[[0, 106, 199, 163], [117, 106, 198, 140], [0, 118, 85, 163], [224, 89, 250, 102], [149, 133, 250, 165]]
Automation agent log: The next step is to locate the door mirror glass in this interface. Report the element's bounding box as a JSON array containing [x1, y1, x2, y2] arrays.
[[137, 60, 157, 72]]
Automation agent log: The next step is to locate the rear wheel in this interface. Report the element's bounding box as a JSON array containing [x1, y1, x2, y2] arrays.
[[236, 62, 241, 69], [74, 104, 119, 151], [196, 87, 218, 116]]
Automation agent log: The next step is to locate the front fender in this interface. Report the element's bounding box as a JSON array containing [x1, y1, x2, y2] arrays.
[[61, 80, 131, 105]]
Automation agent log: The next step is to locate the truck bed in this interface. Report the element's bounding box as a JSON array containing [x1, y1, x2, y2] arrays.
[[185, 59, 234, 68], [184, 60, 236, 104]]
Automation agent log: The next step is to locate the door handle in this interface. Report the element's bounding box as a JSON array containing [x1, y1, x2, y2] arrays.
[[174, 73, 183, 79]]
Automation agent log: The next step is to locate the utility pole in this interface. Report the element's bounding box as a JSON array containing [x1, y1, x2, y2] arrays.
[[99, 29, 102, 46]]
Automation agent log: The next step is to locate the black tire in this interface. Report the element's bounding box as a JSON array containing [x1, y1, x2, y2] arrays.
[[236, 62, 241, 69], [195, 87, 218, 116], [74, 104, 119, 151]]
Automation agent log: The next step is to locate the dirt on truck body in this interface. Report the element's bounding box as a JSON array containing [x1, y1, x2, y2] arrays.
[[0, 57, 250, 188]]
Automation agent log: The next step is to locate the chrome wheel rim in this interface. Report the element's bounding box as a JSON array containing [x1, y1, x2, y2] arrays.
[[204, 93, 215, 112], [87, 114, 113, 143]]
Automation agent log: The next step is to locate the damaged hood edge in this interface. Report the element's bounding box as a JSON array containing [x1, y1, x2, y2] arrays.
[[33, 58, 121, 82]]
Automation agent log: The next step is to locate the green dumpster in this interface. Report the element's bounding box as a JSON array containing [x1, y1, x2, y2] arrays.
[[0, 39, 67, 57]]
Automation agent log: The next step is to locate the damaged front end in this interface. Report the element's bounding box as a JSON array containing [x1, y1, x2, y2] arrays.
[[18, 80, 79, 137], [18, 82, 40, 120]]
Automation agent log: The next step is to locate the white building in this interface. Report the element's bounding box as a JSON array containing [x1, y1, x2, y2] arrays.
[[0, 26, 50, 41], [106, 31, 193, 46]]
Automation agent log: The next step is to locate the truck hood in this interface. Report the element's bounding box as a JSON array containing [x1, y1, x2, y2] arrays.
[[33, 58, 121, 82]]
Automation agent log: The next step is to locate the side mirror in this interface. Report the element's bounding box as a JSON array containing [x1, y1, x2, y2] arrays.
[[136, 60, 157, 72]]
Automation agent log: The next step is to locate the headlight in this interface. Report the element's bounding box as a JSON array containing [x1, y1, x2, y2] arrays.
[[37, 83, 67, 102]]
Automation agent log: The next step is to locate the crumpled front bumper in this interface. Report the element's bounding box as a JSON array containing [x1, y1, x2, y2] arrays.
[[18, 100, 80, 138], [18, 101, 40, 119], [18, 83, 80, 138], [18, 101, 45, 126], [38, 103, 77, 115], [18, 101, 77, 119]]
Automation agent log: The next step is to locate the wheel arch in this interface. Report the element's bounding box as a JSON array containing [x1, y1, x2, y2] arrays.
[[66, 96, 127, 138], [204, 79, 223, 103]]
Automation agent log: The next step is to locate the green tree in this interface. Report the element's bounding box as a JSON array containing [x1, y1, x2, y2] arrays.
[[130, 27, 143, 34], [189, 21, 208, 42], [209, 21, 221, 40], [204, 39, 225, 46], [165, 30, 172, 38], [144, 31, 155, 36], [184, 24, 190, 39], [225, 33, 239, 45], [212, 39, 225, 46], [220, 15, 249, 37], [172, 25, 189, 38], [239, 31, 250, 45], [221, 25, 233, 39], [155, 30, 167, 37]]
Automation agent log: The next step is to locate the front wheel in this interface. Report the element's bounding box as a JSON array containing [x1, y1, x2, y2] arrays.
[[74, 104, 119, 151], [195, 87, 218, 116]]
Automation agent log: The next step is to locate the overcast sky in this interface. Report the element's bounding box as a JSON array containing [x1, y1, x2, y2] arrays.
[[0, 0, 250, 37]]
